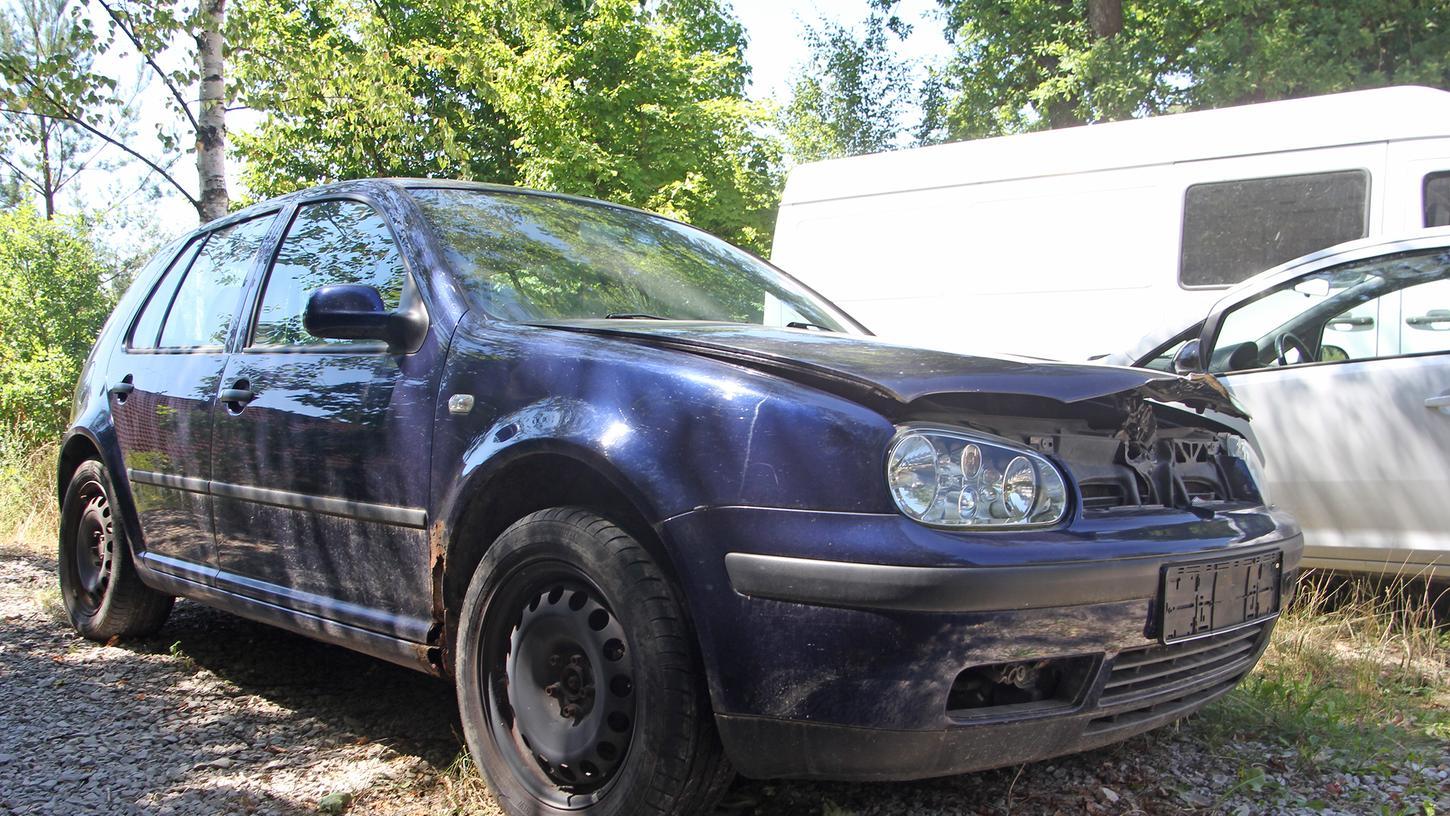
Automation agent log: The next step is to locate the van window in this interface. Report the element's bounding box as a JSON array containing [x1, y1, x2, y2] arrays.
[[1179, 171, 1369, 288], [1426, 172, 1450, 228], [158, 216, 274, 349]]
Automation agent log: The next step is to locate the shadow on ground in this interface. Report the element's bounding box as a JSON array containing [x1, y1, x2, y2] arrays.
[[129, 599, 466, 770]]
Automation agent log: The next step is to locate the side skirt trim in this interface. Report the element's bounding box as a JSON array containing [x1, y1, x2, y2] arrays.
[[127, 468, 428, 528]]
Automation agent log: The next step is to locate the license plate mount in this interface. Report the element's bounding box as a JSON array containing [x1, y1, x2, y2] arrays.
[[1159, 551, 1282, 644]]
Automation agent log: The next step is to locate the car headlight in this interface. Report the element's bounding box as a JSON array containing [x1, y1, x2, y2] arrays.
[[886, 428, 1070, 528]]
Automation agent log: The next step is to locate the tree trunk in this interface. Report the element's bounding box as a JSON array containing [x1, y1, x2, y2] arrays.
[[39, 115, 55, 219], [194, 0, 228, 222], [1087, 0, 1123, 39]]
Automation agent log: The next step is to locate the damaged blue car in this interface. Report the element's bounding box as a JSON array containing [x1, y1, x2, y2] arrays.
[[58, 180, 1302, 816]]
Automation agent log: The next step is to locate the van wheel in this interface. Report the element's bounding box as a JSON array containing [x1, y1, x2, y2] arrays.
[[455, 508, 732, 816], [57, 460, 174, 640]]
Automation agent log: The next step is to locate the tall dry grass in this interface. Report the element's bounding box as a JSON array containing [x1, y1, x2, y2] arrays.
[[1, 441, 58, 556]]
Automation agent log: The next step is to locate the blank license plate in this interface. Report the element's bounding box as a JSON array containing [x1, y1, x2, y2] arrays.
[[1160, 551, 1282, 643]]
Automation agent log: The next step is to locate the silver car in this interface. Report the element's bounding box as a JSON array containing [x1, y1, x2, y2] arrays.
[[1104, 229, 1450, 580]]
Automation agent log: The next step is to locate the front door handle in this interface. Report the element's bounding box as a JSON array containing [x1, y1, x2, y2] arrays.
[[109, 375, 134, 403], [1426, 394, 1450, 412], [219, 379, 255, 411]]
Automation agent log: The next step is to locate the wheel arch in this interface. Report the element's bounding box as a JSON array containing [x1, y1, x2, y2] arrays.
[[437, 442, 694, 675], [57, 429, 105, 507]]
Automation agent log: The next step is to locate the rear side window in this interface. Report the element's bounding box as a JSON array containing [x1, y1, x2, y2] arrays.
[[1426, 172, 1450, 228], [129, 239, 205, 349], [1179, 170, 1369, 288], [251, 200, 407, 347], [158, 216, 274, 349]]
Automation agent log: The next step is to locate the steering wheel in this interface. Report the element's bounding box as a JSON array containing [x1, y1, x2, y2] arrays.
[[1274, 331, 1315, 366]]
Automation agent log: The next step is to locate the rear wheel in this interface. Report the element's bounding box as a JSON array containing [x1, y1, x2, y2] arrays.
[[57, 460, 173, 640], [455, 508, 732, 816]]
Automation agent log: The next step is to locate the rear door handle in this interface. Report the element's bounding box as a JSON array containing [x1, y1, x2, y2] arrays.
[[1406, 310, 1450, 331], [1427, 394, 1450, 412]]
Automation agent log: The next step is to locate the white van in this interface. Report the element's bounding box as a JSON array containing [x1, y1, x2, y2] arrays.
[[770, 86, 1450, 360]]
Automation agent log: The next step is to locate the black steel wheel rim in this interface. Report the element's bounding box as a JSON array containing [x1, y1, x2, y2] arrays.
[[480, 561, 637, 808], [69, 478, 114, 615]]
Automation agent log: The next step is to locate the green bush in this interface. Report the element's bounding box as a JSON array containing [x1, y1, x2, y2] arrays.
[[0, 206, 115, 449]]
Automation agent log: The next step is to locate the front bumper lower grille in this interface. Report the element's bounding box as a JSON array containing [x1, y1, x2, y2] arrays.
[[1084, 622, 1270, 736]]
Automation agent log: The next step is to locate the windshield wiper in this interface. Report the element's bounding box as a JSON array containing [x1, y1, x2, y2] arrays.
[[604, 312, 668, 320], [787, 321, 835, 332]]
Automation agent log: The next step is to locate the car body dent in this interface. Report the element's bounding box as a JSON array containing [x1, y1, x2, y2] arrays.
[[538, 320, 1250, 419]]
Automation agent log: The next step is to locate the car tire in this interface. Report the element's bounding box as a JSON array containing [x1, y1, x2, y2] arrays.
[[57, 459, 174, 640], [455, 507, 732, 816]]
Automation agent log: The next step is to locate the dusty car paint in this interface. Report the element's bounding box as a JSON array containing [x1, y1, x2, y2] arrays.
[[61, 179, 1303, 782]]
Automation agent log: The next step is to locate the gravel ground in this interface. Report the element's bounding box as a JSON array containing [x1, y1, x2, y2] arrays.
[[2, 550, 1445, 816]]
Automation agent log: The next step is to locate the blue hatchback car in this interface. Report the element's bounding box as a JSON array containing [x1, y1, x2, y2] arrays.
[[59, 179, 1302, 816]]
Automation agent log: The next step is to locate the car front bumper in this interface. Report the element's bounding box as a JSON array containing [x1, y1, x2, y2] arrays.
[[660, 504, 1303, 781]]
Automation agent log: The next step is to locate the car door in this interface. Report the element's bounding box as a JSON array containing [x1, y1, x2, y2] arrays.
[[1198, 243, 1450, 575], [112, 216, 278, 583], [208, 198, 442, 642]]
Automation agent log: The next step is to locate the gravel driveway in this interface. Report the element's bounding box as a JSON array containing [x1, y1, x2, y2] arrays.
[[2, 551, 1445, 816]]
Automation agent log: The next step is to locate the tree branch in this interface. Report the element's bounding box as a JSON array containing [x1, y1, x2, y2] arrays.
[[0, 152, 42, 191], [95, 0, 201, 133], [9, 87, 199, 209]]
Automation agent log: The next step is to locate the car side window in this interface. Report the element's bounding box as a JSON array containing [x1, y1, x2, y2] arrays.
[[251, 200, 407, 347], [1397, 277, 1450, 356], [1210, 248, 1450, 373], [158, 216, 275, 349], [128, 238, 205, 349]]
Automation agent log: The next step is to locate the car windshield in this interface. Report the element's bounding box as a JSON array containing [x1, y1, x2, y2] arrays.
[[409, 187, 852, 331]]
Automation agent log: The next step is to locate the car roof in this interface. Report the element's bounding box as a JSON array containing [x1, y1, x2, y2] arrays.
[[187, 178, 664, 239]]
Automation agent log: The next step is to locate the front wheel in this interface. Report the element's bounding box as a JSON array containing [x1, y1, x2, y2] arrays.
[[57, 459, 173, 640], [455, 508, 732, 816]]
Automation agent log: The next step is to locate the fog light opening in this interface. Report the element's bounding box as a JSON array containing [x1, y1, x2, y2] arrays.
[[946, 656, 1095, 717]]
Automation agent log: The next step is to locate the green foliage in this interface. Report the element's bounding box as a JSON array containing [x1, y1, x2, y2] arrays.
[[231, 0, 782, 253], [0, 0, 98, 217], [0, 206, 112, 448], [932, 0, 1450, 138], [779, 12, 916, 163]]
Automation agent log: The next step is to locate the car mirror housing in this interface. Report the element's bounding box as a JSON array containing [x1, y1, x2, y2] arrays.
[[1172, 338, 1203, 374], [303, 283, 427, 353]]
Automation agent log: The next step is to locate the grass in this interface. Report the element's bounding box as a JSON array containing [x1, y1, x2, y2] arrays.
[[1197, 572, 1450, 811], [0, 440, 57, 557]]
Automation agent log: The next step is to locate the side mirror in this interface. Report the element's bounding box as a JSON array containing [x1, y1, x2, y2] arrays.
[[1172, 338, 1203, 374], [303, 284, 426, 353]]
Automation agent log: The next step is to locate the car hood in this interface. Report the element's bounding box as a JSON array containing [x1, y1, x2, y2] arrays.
[[529, 321, 1248, 419]]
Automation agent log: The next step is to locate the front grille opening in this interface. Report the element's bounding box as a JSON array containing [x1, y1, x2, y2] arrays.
[[1084, 676, 1241, 737], [946, 656, 1096, 719], [1080, 481, 1127, 510], [1099, 623, 1268, 709], [1181, 477, 1224, 502]]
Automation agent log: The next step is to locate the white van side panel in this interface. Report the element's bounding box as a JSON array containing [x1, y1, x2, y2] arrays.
[[774, 168, 1177, 357], [1386, 137, 1450, 231], [774, 144, 1388, 358], [772, 87, 1450, 361]]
